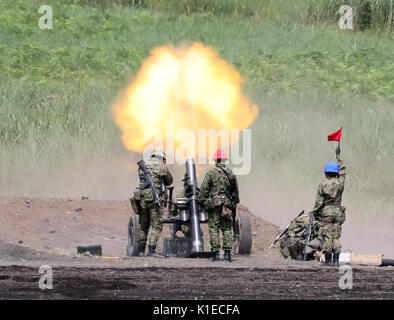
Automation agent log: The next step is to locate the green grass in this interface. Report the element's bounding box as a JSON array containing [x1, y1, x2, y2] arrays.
[[0, 0, 393, 222], [309, 0, 394, 31]]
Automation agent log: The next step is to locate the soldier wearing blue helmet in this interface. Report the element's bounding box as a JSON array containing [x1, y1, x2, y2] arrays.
[[312, 146, 346, 267]]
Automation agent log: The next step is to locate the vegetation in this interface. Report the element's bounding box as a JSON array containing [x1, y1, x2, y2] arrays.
[[309, 0, 394, 31]]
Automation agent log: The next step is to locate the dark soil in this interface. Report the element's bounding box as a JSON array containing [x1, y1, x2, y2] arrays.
[[0, 197, 393, 300]]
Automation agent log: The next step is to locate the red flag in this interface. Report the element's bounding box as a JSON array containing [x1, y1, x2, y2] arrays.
[[328, 128, 342, 141]]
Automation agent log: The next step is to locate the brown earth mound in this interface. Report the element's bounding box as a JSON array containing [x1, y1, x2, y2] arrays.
[[0, 197, 280, 258]]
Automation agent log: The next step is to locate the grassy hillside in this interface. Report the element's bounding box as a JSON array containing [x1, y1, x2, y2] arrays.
[[310, 0, 394, 31], [0, 0, 393, 222]]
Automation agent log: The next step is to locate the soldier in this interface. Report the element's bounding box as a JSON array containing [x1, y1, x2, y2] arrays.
[[312, 146, 346, 267], [135, 150, 173, 257], [198, 149, 239, 262], [279, 213, 322, 261]]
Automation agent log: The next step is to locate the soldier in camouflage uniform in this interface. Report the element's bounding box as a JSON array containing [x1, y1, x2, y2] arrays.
[[311, 146, 346, 267], [198, 149, 239, 262], [279, 213, 322, 260], [135, 150, 173, 257]]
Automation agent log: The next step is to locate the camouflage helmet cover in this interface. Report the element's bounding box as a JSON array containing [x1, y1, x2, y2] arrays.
[[150, 149, 166, 160]]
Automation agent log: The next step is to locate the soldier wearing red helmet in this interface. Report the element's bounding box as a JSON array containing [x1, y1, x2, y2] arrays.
[[198, 149, 239, 262]]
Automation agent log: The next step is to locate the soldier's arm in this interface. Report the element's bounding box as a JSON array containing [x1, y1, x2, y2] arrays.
[[290, 224, 303, 237], [312, 184, 325, 218], [287, 219, 302, 238], [336, 155, 346, 185], [232, 173, 240, 203], [161, 165, 173, 186], [198, 172, 212, 202]]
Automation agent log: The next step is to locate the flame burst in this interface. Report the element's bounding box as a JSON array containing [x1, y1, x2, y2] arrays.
[[111, 42, 258, 159]]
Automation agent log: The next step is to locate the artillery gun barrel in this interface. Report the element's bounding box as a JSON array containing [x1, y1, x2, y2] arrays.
[[185, 158, 203, 253]]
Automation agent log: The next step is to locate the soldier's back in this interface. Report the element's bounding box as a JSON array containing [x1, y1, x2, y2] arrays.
[[139, 158, 162, 189], [210, 164, 233, 195], [320, 177, 344, 206]]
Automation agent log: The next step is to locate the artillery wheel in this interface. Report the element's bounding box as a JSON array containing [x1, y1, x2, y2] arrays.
[[233, 208, 252, 255], [126, 214, 140, 256]]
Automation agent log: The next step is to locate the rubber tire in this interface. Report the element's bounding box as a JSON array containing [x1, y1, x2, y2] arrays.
[[233, 208, 252, 255], [126, 214, 140, 256]]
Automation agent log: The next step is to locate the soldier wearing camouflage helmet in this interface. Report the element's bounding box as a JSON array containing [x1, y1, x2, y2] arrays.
[[135, 149, 173, 257], [198, 149, 239, 262], [312, 146, 346, 267]]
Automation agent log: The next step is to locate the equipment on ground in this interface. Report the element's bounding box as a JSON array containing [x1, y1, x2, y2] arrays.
[[77, 244, 102, 256], [327, 252, 394, 267]]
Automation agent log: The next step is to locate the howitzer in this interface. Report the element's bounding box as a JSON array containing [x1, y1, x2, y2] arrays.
[[184, 158, 204, 254], [301, 212, 314, 261], [167, 185, 174, 211], [268, 210, 305, 250], [161, 158, 207, 257], [137, 160, 162, 208], [127, 158, 253, 258]]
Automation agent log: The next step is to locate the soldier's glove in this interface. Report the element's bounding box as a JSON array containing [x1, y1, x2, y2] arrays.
[[335, 146, 341, 156]]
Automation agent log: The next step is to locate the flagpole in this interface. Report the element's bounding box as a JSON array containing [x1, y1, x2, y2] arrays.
[[338, 126, 343, 149]]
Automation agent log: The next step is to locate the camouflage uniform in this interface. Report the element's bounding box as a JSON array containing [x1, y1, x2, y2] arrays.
[[136, 157, 173, 246], [198, 163, 239, 252], [280, 214, 322, 260], [312, 156, 346, 254]]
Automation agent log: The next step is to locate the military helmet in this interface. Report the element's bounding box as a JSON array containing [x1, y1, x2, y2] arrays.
[[324, 162, 339, 174], [150, 149, 166, 160], [212, 149, 228, 161]]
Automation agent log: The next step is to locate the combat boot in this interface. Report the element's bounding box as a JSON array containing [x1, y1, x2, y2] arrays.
[[137, 243, 146, 257], [224, 250, 232, 262], [146, 244, 156, 257], [319, 252, 333, 267], [211, 251, 220, 262], [332, 253, 340, 267], [146, 244, 165, 258]]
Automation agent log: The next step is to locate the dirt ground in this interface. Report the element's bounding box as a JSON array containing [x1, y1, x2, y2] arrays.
[[0, 197, 278, 257], [0, 196, 393, 300]]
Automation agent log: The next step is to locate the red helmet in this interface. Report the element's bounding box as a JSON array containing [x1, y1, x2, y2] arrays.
[[212, 149, 228, 161]]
